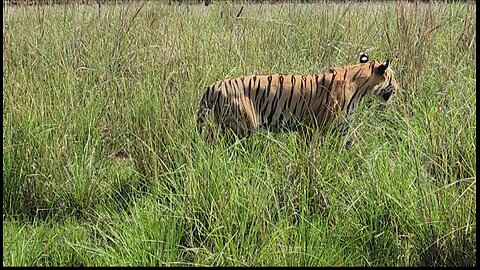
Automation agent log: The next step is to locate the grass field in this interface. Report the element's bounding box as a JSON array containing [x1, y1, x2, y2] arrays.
[[2, 0, 476, 266]]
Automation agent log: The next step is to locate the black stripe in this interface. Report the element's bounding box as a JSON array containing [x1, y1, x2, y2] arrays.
[[360, 90, 368, 100], [292, 78, 304, 116], [317, 73, 326, 99], [308, 74, 318, 104], [306, 77, 315, 121], [308, 73, 318, 121], [240, 76, 248, 97], [307, 76, 314, 106], [212, 84, 221, 106], [357, 79, 371, 94], [261, 75, 273, 106], [298, 76, 306, 117], [319, 71, 334, 119], [234, 78, 246, 110], [317, 89, 329, 120], [234, 77, 241, 92], [270, 76, 284, 113], [285, 75, 296, 113], [259, 76, 273, 124], [300, 76, 305, 97], [214, 81, 224, 116], [297, 75, 310, 118], [289, 75, 303, 115], [279, 77, 291, 115], [350, 68, 363, 82], [317, 75, 331, 125], [301, 75, 306, 95], [255, 78, 261, 113], [340, 69, 348, 111], [260, 101, 271, 125], [253, 77, 265, 104], [219, 80, 226, 97], [292, 96, 300, 116], [252, 77, 260, 102], [346, 90, 360, 115], [296, 94, 306, 118], [267, 76, 284, 124], [278, 112, 284, 127], [274, 74, 284, 117], [287, 75, 296, 110], [205, 86, 212, 104], [327, 69, 337, 92]]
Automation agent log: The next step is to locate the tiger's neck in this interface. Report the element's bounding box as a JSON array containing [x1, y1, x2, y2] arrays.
[[338, 68, 372, 116]]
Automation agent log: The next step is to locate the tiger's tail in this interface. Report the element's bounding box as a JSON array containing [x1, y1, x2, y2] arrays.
[[196, 86, 215, 135]]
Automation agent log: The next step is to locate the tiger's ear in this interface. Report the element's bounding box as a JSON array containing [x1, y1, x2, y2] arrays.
[[359, 54, 369, 63], [378, 59, 390, 75]]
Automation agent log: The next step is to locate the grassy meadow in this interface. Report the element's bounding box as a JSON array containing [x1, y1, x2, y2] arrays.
[[2, 0, 476, 266]]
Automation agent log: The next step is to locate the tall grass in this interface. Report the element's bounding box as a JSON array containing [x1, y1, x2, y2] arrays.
[[3, 1, 476, 266]]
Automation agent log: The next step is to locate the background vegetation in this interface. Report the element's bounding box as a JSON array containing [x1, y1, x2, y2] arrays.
[[3, 0, 476, 266]]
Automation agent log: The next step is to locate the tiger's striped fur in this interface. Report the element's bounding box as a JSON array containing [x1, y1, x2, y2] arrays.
[[196, 54, 398, 143]]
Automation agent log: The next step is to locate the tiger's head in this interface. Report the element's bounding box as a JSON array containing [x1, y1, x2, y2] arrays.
[[358, 54, 399, 103]]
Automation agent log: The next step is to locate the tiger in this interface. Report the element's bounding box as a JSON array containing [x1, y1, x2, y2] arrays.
[[196, 54, 399, 145]]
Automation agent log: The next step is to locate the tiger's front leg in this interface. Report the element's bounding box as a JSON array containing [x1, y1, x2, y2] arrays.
[[339, 112, 356, 148], [344, 131, 356, 148]]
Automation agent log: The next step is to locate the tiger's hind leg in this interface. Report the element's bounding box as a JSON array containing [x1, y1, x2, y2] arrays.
[[216, 100, 257, 142], [229, 106, 257, 140]]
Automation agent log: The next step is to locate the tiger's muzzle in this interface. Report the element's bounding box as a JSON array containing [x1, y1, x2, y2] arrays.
[[382, 90, 394, 102]]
